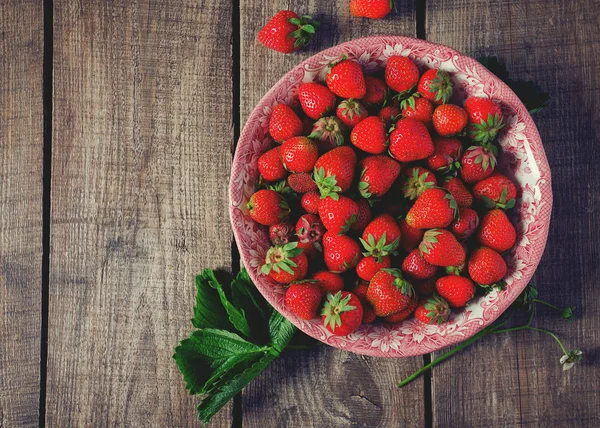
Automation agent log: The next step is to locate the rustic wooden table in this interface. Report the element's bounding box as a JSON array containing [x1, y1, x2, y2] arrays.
[[1, 0, 599, 427]]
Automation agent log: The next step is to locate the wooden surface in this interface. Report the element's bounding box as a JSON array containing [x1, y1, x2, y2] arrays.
[[0, 0, 598, 427], [0, 1, 44, 427]]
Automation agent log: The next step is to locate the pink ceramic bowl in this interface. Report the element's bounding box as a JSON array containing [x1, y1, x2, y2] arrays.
[[229, 36, 552, 357]]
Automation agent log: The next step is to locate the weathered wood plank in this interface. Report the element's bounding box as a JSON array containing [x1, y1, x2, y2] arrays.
[[0, 1, 44, 427], [427, 0, 600, 426], [48, 1, 233, 426], [239, 3, 426, 426]]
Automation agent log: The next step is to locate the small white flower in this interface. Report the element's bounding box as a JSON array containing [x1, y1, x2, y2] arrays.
[[560, 349, 583, 371]]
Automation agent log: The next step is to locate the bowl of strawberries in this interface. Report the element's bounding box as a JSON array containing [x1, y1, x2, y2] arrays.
[[229, 36, 552, 357]]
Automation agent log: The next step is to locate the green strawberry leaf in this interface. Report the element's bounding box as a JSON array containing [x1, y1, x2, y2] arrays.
[[193, 270, 234, 331], [268, 311, 296, 352]]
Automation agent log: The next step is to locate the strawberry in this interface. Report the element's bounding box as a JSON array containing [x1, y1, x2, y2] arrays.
[[288, 172, 317, 193], [426, 137, 463, 173], [435, 276, 475, 308], [472, 172, 517, 210], [415, 295, 451, 324], [432, 104, 468, 136], [419, 229, 466, 267], [363, 76, 387, 106], [350, 116, 388, 154], [400, 166, 437, 200], [301, 191, 321, 214], [261, 242, 308, 283], [269, 221, 293, 245], [258, 11, 319, 54], [247, 189, 289, 225], [401, 95, 434, 124], [313, 146, 357, 198], [323, 232, 361, 272], [285, 281, 323, 319], [308, 116, 347, 150], [357, 155, 401, 199], [353, 280, 369, 300], [389, 118, 435, 162], [318, 195, 359, 234], [269, 104, 304, 142], [383, 296, 418, 323], [350, 0, 393, 19], [296, 214, 325, 257], [445, 263, 466, 276], [321, 291, 363, 336], [360, 214, 401, 259], [477, 209, 516, 252], [258, 146, 286, 182], [351, 197, 373, 231], [336, 99, 368, 128], [326, 59, 366, 99], [468, 247, 507, 286], [443, 176, 473, 208], [464, 96, 504, 144], [402, 249, 437, 280], [299, 82, 337, 120], [399, 219, 424, 252], [356, 255, 391, 281], [367, 268, 415, 317], [405, 188, 458, 229], [459, 145, 497, 183], [378, 105, 401, 127], [385, 56, 419, 93], [281, 137, 318, 173], [417, 69, 453, 105], [361, 303, 377, 324], [450, 207, 479, 241], [312, 271, 345, 294], [413, 278, 436, 296]]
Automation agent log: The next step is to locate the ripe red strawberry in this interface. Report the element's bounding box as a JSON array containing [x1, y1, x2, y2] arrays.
[[378, 105, 401, 127], [323, 232, 361, 272], [318, 195, 359, 234], [401, 95, 434, 125], [450, 207, 479, 241], [308, 116, 347, 151], [417, 69, 453, 105], [468, 247, 507, 286], [477, 209, 517, 252], [258, 11, 319, 54], [258, 146, 286, 182], [314, 146, 357, 198], [312, 271, 345, 294], [281, 137, 318, 173], [413, 278, 436, 296], [353, 281, 369, 300], [472, 172, 517, 210], [269, 104, 304, 142], [269, 221, 293, 245], [350, 116, 388, 154], [399, 219, 424, 252], [361, 303, 377, 324], [360, 214, 401, 259], [426, 137, 463, 173], [321, 291, 363, 336], [464, 96, 504, 144], [432, 104, 468, 136], [298, 82, 337, 120], [296, 214, 325, 257], [247, 189, 290, 225], [350, 0, 393, 19], [357, 155, 401, 199], [261, 242, 308, 283], [326, 59, 366, 99], [367, 268, 415, 317], [459, 145, 497, 183], [400, 166, 437, 200], [405, 188, 458, 229], [285, 281, 323, 319], [385, 56, 419, 93], [389, 118, 435, 162], [419, 229, 466, 267], [445, 262, 466, 276], [288, 172, 317, 193], [351, 197, 373, 231], [301, 191, 321, 214], [402, 249, 437, 280], [356, 255, 391, 281], [336, 99, 368, 128], [363, 76, 387, 106], [415, 295, 451, 324], [383, 296, 418, 323], [435, 276, 475, 308], [443, 176, 473, 208]]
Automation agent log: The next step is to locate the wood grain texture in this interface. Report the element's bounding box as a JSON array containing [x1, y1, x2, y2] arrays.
[[48, 1, 233, 426], [239, 3, 426, 427], [427, 0, 600, 426], [0, 1, 44, 427]]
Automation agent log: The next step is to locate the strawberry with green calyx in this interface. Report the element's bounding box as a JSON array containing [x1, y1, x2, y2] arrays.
[[367, 268, 416, 317], [336, 99, 368, 128], [321, 291, 363, 336], [443, 176, 473, 208], [264, 178, 294, 196], [415, 295, 451, 324], [435, 276, 475, 308], [406, 188, 458, 229], [300, 191, 321, 213], [464, 96, 504, 144], [314, 146, 357, 199], [258, 146, 287, 182], [426, 137, 463, 173], [299, 82, 337, 120], [357, 155, 401, 199], [360, 214, 401, 259], [312, 271, 345, 294], [473, 172, 517, 210], [401, 166, 437, 200], [295, 214, 325, 257], [402, 249, 437, 280], [385, 56, 420, 94], [401, 94, 434, 125], [432, 104, 468, 137], [285, 281, 323, 320], [351, 197, 373, 231], [363, 76, 387, 106], [288, 172, 317, 193], [269, 104, 304, 142], [318, 195, 359, 235], [389, 117, 435, 162], [399, 219, 424, 252], [350, 0, 393, 19], [445, 263, 466, 276], [477, 209, 516, 252], [323, 232, 362, 272], [459, 145, 498, 183], [261, 242, 308, 283], [247, 189, 290, 225], [350, 116, 388, 154], [384, 295, 418, 323], [468, 246, 507, 286], [418, 69, 453, 105], [356, 255, 391, 281], [258, 11, 320, 54], [378, 105, 401, 127], [326, 58, 367, 99], [419, 229, 466, 267], [308, 116, 348, 150], [451, 207, 479, 241], [269, 221, 294, 245]]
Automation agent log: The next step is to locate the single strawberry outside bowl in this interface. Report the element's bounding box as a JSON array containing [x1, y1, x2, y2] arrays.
[[229, 36, 552, 357]]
